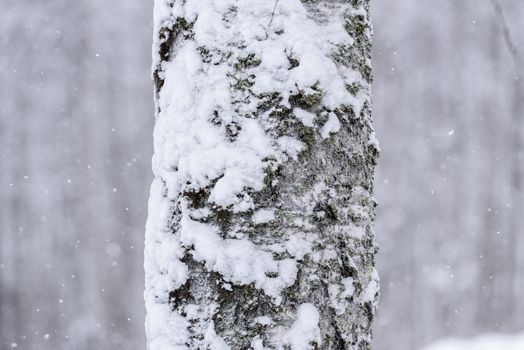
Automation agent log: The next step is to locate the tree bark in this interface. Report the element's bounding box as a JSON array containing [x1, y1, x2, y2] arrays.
[[145, 0, 379, 349]]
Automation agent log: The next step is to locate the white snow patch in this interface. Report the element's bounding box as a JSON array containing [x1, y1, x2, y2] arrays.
[[293, 108, 316, 127], [180, 207, 297, 302], [145, 302, 190, 350], [341, 277, 355, 297], [278, 136, 305, 160], [422, 332, 524, 350], [204, 324, 230, 350], [254, 316, 273, 326], [284, 233, 314, 260], [281, 303, 321, 350], [367, 130, 381, 151], [328, 277, 355, 315], [251, 337, 266, 350], [252, 209, 276, 224], [145, 178, 189, 300], [360, 268, 379, 303], [320, 112, 341, 138]]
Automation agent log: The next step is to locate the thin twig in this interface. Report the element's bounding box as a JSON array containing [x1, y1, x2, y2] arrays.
[[490, 0, 520, 62], [266, 0, 280, 38]]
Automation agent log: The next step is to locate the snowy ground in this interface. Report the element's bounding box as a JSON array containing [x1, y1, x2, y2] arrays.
[[422, 332, 524, 350]]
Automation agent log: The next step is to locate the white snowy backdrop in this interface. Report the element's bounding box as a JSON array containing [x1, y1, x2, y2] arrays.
[[1, 0, 523, 350]]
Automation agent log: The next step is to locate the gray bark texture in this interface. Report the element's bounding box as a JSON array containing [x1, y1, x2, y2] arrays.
[[146, 0, 379, 349]]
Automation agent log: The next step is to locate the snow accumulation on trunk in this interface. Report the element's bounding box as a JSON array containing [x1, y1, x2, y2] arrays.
[[145, 0, 379, 349]]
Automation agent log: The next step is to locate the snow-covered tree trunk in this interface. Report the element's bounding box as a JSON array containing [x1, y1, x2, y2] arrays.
[[145, 0, 379, 349]]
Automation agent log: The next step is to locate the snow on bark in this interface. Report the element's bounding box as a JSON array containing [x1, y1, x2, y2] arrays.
[[145, 0, 379, 349]]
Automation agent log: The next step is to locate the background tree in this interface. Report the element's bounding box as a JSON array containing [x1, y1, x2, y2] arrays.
[[0, 1, 151, 349], [372, 0, 524, 348], [145, 0, 379, 348]]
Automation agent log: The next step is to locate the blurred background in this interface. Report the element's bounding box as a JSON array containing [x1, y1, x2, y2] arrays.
[[0, 0, 522, 349]]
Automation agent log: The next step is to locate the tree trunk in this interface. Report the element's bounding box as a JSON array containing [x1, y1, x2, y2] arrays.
[[145, 0, 379, 349]]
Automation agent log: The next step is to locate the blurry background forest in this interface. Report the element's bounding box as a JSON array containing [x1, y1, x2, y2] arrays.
[[1, 0, 523, 349]]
